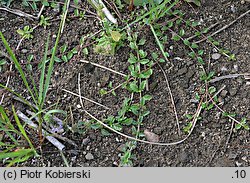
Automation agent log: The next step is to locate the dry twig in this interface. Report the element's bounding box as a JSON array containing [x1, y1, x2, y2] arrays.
[[62, 88, 110, 110], [157, 63, 181, 136], [0, 5, 44, 20], [80, 59, 126, 77], [209, 73, 250, 83]]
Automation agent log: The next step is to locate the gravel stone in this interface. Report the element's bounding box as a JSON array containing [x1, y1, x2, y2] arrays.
[[85, 153, 94, 160], [212, 53, 221, 60], [229, 88, 238, 96], [177, 67, 188, 76]]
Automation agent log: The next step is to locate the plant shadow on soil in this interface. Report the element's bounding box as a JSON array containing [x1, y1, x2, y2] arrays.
[[0, 0, 249, 166]]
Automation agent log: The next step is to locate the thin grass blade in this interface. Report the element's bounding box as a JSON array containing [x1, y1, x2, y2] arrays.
[[38, 33, 50, 106], [42, 0, 70, 108], [0, 32, 38, 105], [12, 105, 36, 151]]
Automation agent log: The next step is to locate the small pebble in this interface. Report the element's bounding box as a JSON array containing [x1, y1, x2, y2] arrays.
[[220, 90, 228, 97], [230, 5, 236, 13], [179, 151, 189, 163], [228, 153, 237, 159], [218, 97, 224, 104], [190, 98, 199, 104], [235, 161, 242, 167], [21, 49, 28, 54], [177, 67, 188, 76], [220, 66, 228, 72], [212, 53, 221, 60], [85, 153, 94, 160], [115, 137, 122, 142], [233, 64, 238, 72], [113, 161, 119, 166], [229, 88, 238, 96], [86, 145, 90, 151], [81, 138, 90, 146], [242, 156, 247, 162]]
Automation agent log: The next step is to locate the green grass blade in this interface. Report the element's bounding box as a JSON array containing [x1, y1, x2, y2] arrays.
[[28, 70, 39, 100], [7, 153, 34, 167], [0, 149, 34, 160], [0, 106, 20, 145], [12, 105, 36, 151], [28, 103, 57, 121], [149, 24, 169, 62], [0, 149, 36, 167], [0, 32, 38, 105], [122, 0, 178, 30], [38, 33, 50, 106], [42, 0, 70, 108], [0, 84, 36, 112], [0, 105, 15, 130]]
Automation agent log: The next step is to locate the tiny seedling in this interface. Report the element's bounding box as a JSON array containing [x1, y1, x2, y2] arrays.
[[119, 141, 137, 167], [235, 118, 249, 131], [94, 20, 124, 55], [52, 44, 78, 63], [39, 15, 51, 29], [17, 25, 33, 40]]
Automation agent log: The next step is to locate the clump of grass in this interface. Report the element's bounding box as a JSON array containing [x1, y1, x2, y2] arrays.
[[0, 0, 71, 166], [0, 106, 37, 167]]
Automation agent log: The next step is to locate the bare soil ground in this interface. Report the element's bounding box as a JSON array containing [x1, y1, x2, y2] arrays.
[[0, 0, 249, 167]]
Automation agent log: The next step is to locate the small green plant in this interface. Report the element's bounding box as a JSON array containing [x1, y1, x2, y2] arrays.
[[17, 25, 33, 40], [22, 0, 38, 10], [223, 113, 249, 131], [100, 81, 117, 96], [90, 0, 178, 166], [54, 44, 78, 63], [94, 20, 124, 55], [39, 15, 51, 29], [73, 0, 85, 17], [183, 114, 202, 133], [104, 33, 152, 165], [0, 0, 70, 166], [235, 118, 249, 131], [119, 141, 137, 166], [75, 119, 111, 136]]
